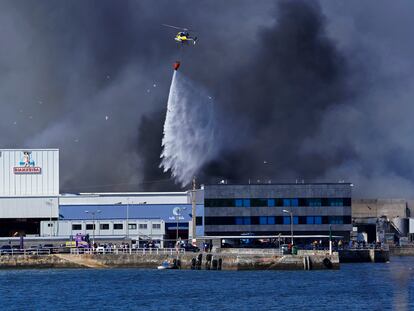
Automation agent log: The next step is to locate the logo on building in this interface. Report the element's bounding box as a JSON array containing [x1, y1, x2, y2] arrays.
[[13, 151, 41, 174]]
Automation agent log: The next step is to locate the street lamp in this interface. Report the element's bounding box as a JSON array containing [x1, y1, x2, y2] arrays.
[[85, 209, 101, 246], [283, 209, 294, 245]]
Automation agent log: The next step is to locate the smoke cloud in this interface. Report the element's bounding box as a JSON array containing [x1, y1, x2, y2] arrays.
[[1, 0, 414, 197]]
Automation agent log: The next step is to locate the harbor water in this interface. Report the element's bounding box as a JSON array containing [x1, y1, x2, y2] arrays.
[[0, 257, 413, 310]]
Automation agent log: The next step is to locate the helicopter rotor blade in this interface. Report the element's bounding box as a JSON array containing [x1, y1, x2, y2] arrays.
[[162, 24, 189, 31]]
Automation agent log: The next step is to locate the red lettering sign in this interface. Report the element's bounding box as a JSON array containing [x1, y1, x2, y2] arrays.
[[13, 167, 42, 174]]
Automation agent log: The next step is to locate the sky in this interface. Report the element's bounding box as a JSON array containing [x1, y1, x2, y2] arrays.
[[1, 0, 414, 198]]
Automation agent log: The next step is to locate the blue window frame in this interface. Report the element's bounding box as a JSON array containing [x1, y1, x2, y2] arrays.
[[259, 216, 267, 225], [291, 199, 299, 207], [306, 216, 315, 224], [283, 199, 291, 207], [243, 199, 250, 207], [267, 199, 275, 207], [283, 216, 290, 224], [235, 199, 243, 207], [243, 217, 251, 225], [268, 216, 275, 225], [293, 216, 299, 224]]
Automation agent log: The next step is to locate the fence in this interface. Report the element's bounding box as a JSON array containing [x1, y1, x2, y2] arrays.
[[70, 247, 185, 255], [0, 249, 52, 256]]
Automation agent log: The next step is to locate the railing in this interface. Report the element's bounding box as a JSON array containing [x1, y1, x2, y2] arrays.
[[0, 249, 52, 256], [69, 247, 185, 255]]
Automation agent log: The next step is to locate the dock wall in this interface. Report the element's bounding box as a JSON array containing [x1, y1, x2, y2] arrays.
[[0, 252, 339, 270]]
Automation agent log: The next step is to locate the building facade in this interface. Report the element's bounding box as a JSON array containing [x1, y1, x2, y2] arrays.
[[40, 191, 205, 241], [0, 149, 59, 236], [204, 183, 352, 241]]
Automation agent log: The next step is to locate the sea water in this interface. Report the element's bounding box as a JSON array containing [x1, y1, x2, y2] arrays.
[[0, 257, 413, 310]]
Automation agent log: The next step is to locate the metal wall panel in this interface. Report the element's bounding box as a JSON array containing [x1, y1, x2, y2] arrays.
[[0, 197, 58, 218], [0, 149, 59, 196]]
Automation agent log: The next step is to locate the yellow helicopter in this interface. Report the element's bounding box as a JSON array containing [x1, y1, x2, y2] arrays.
[[162, 24, 197, 45]]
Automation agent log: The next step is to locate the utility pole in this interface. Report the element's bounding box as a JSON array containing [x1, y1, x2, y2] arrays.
[[191, 177, 197, 245], [283, 209, 294, 245]]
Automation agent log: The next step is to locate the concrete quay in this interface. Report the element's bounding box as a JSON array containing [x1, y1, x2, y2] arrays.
[[0, 251, 339, 270], [389, 246, 414, 257], [338, 249, 390, 263]]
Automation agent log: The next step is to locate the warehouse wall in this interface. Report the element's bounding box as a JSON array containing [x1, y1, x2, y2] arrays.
[[0, 149, 59, 196]]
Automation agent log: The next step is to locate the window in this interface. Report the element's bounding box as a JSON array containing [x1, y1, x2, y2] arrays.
[[196, 216, 203, 226], [152, 223, 161, 229], [47, 223, 53, 227], [251, 199, 267, 207], [328, 198, 343, 206], [139, 224, 147, 229], [267, 199, 275, 207], [235, 217, 250, 225], [114, 223, 123, 230], [283, 199, 291, 207], [291, 199, 299, 207], [259, 216, 267, 225], [315, 216, 322, 224], [243, 199, 250, 207], [306, 216, 315, 224], [72, 224, 82, 230], [235, 199, 243, 207], [86, 224, 95, 230], [283, 216, 298, 224], [205, 199, 235, 207], [268, 216, 275, 225], [328, 216, 344, 224], [307, 199, 322, 207], [128, 223, 137, 230], [100, 224, 109, 230]]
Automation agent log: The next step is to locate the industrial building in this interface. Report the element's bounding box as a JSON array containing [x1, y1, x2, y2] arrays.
[[351, 199, 413, 244], [10, 148, 414, 247], [40, 191, 204, 244], [0, 149, 59, 236], [204, 183, 353, 242]]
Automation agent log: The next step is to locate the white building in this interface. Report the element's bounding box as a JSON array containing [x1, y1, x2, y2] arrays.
[[0, 149, 59, 236]]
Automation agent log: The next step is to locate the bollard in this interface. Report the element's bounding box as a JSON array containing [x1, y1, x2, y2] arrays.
[[212, 259, 218, 270], [205, 254, 212, 270], [191, 258, 196, 270], [196, 254, 203, 270], [218, 258, 222, 270]]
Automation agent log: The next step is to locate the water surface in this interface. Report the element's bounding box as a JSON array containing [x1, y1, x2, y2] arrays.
[[0, 257, 413, 310]]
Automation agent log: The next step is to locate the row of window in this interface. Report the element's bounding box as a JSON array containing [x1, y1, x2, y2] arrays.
[[71, 223, 161, 231], [204, 216, 351, 226], [205, 198, 350, 208]]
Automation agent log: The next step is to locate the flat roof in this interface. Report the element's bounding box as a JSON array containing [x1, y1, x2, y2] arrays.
[[205, 183, 353, 186], [0, 148, 59, 151], [61, 192, 188, 197]]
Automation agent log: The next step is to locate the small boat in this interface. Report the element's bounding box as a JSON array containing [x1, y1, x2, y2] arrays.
[[157, 260, 173, 270]]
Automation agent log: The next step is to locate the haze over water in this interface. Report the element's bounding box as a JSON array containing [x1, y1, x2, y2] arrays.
[[0, 257, 413, 310]]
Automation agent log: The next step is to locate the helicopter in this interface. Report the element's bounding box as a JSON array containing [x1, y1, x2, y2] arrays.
[[162, 24, 198, 45]]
